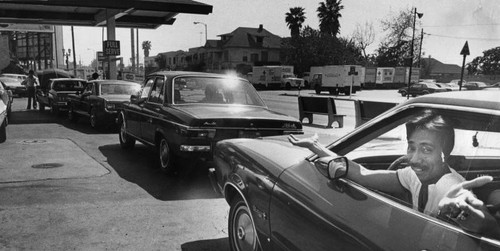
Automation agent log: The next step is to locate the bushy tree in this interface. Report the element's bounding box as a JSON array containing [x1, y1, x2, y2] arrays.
[[375, 7, 422, 67], [466, 46, 500, 75]]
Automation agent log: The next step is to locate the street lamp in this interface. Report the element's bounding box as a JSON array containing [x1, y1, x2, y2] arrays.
[[406, 8, 423, 99], [193, 21, 207, 45], [63, 48, 71, 70]]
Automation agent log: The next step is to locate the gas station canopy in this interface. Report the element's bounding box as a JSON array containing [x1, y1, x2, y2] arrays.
[[0, 0, 213, 29]]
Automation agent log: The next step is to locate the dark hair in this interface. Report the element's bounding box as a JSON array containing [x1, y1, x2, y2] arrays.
[[406, 109, 455, 158], [28, 70, 34, 74], [92, 72, 99, 79]]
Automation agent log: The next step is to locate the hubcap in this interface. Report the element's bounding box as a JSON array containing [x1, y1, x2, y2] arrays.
[[120, 122, 127, 142], [233, 207, 256, 251], [160, 140, 169, 168]]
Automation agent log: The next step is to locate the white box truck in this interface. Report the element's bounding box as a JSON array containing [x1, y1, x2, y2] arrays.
[[310, 65, 362, 95], [250, 66, 303, 89]]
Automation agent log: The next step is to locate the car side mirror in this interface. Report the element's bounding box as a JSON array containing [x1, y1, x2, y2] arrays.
[[314, 156, 348, 179]]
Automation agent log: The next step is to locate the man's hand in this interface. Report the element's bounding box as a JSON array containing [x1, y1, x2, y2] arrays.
[[438, 176, 498, 235], [288, 133, 318, 149]]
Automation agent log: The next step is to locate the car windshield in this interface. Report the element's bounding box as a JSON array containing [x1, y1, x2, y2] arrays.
[[173, 76, 266, 106], [52, 80, 85, 91], [100, 83, 140, 95]]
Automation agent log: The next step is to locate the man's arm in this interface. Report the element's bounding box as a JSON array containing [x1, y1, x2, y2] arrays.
[[289, 134, 405, 194]]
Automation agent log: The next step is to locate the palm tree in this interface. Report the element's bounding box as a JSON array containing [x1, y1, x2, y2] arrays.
[[317, 0, 344, 37], [142, 40, 152, 57], [285, 7, 306, 38]]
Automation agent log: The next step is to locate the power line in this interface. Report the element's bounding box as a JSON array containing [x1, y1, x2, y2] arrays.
[[423, 23, 500, 28], [423, 32, 500, 41]]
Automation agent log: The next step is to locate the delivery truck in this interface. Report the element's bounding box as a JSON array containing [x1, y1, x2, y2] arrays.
[[250, 65, 303, 89], [310, 65, 362, 95]]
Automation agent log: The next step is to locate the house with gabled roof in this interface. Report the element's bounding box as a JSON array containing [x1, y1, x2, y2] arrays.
[[158, 24, 282, 74], [421, 57, 462, 82]]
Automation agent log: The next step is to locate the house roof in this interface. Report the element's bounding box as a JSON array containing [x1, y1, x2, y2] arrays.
[[217, 26, 281, 48], [0, 0, 212, 29], [422, 58, 462, 74]]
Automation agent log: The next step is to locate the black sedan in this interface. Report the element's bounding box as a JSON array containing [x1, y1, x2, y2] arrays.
[[118, 71, 303, 174], [211, 90, 500, 250], [398, 82, 449, 97], [36, 78, 86, 113], [67, 80, 140, 129]]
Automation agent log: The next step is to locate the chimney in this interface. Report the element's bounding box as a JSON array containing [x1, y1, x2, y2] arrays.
[[258, 24, 263, 32]]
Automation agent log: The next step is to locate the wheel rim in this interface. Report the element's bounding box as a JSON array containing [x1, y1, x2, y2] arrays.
[[232, 206, 256, 251], [120, 121, 128, 143], [90, 110, 96, 127], [159, 139, 170, 169]]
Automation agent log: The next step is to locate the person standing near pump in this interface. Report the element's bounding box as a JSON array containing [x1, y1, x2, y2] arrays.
[[22, 70, 39, 109]]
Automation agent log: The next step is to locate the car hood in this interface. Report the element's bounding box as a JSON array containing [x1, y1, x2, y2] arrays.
[[100, 94, 131, 102], [216, 137, 312, 177], [175, 104, 299, 122]]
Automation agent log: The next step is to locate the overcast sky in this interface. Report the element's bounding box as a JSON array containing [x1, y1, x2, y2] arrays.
[[63, 0, 500, 67]]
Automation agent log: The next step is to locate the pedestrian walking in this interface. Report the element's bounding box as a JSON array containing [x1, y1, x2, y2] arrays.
[[22, 70, 38, 109]]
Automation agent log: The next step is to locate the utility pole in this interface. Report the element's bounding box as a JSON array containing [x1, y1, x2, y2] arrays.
[[131, 29, 135, 72]]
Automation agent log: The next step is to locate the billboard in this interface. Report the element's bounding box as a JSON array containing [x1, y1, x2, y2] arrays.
[[0, 23, 54, 33]]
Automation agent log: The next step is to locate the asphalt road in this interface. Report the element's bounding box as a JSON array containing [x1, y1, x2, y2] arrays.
[[0, 88, 406, 250]]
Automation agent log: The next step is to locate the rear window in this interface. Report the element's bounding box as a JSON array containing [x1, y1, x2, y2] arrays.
[[52, 80, 85, 91]]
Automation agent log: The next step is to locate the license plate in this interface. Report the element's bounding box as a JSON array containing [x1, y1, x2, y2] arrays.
[[238, 130, 261, 138]]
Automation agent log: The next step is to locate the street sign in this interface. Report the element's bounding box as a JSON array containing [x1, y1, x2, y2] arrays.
[[97, 51, 105, 61], [460, 41, 470, 56], [103, 40, 120, 56], [348, 66, 358, 76]]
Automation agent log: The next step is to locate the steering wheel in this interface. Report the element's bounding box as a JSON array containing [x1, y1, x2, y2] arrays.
[[388, 155, 409, 171]]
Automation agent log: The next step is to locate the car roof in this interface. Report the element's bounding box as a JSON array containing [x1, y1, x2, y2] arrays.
[[50, 78, 86, 81], [148, 71, 242, 79], [88, 80, 139, 85], [404, 89, 500, 111]]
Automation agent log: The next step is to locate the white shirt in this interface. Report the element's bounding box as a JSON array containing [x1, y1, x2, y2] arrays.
[[397, 166, 464, 216]]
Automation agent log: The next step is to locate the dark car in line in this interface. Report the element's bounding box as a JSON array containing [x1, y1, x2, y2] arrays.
[[398, 82, 449, 97], [211, 90, 500, 250], [67, 80, 141, 129], [118, 71, 303, 174], [463, 81, 490, 90], [0, 76, 27, 97], [36, 78, 86, 113]]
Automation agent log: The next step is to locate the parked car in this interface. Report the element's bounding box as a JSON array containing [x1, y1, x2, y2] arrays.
[[0, 73, 28, 81], [67, 80, 141, 129], [0, 80, 13, 119], [464, 81, 489, 90], [36, 78, 86, 113], [398, 82, 449, 97], [0, 76, 27, 97], [118, 71, 303, 173], [210, 90, 500, 250]]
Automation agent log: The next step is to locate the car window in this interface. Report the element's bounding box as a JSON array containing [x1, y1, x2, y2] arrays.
[[140, 78, 154, 99], [84, 83, 93, 94], [100, 83, 140, 95], [173, 76, 265, 106], [52, 80, 85, 91], [148, 77, 165, 104], [341, 107, 500, 237]]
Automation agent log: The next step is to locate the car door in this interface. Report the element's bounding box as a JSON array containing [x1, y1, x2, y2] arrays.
[[126, 78, 154, 140], [141, 76, 166, 144]]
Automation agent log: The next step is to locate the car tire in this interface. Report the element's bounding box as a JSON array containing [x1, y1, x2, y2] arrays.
[[68, 106, 78, 123], [229, 196, 259, 251], [400, 91, 407, 97], [50, 101, 58, 114], [90, 109, 100, 129], [285, 83, 291, 90], [0, 118, 7, 143], [157, 136, 175, 174], [344, 88, 350, 96], [314, 85, 321, 95], [412, 94, 417, 97], [39, 102, 45, 111], [119, 119, 135, 149], [304, 81, 310, 89]]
